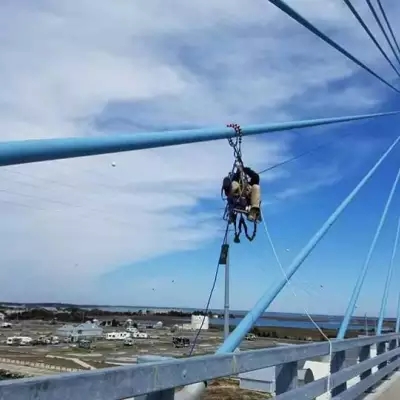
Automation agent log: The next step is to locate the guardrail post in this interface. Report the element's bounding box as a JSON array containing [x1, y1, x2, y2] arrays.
[[359, 344, 373, 393], [385, 339, 397, 379], [331, 350, 346, 396], [377, 340, 387, 374], [275, 361, 298, 394]]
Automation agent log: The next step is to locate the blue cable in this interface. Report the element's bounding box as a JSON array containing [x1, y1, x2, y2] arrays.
[[343, 0, 400, 78], [376, 0, 400, 61], [268, 0, 400, 94], [365, 0, 400, 67], [338, 166, 400, 339], [377, 215, 400, 334]]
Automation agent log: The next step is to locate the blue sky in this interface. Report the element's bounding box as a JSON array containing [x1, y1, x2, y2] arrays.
[[1, 0, 400, 318]]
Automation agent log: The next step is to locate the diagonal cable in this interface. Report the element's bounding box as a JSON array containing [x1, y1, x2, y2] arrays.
[[343, 0, 400, 78], [377, 0, 400, 60], [337, 166, 400, 339], [365, 0, 400, 66], [268, 0, 400, 94]]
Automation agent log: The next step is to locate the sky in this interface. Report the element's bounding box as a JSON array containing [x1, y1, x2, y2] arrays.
[[1, 0, 400, 318]]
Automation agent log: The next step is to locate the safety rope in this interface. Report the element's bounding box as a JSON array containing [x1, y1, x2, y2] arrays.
[[188, 222, 230, 356]]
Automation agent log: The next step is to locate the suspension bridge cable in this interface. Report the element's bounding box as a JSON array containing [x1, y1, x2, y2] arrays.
[[267, 0, 400, 94], [216, 135, 400, 353], [337, 166, 400, 339], [376, 0, 400, 61], [342, 0, 400, 78], [377, 215, 400, 334], [365, 0, 400, 67], [188, 222, 230, 356], [257, 130, 355, 175]]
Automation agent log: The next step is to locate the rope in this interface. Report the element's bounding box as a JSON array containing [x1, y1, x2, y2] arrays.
[[268, 0, 400, 94], [257, 131, 356, 175], [188, 222, 230, 356], [342, 0, 400, 78], [260, 206, 333, 395], [365, 0, 400, 67]]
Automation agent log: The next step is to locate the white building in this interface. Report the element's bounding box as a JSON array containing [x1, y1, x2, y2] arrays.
[[132, 332, 148, 339], [106, 332, 131, 340], [0, 313, 5, 321], [56, 322, 103, 342], [191, 315, 209, 330], [6, 336, 32, 346]]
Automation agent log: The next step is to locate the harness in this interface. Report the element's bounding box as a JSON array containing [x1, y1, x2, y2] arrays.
[[222, 123, 258, 243]]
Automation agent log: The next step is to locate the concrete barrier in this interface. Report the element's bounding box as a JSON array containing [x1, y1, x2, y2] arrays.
[[0, 357, 79, 372]]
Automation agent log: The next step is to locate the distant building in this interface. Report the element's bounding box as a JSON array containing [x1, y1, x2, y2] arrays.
[[56, 322, 103, 342], [191, 315, 209, 330]]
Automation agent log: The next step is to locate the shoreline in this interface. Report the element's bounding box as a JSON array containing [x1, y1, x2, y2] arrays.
[[1, 306, 392, 341]]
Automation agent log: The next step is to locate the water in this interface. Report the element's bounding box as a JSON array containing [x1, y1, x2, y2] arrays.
[[82, 305, 370, 331], [210, 318, 366, 331]]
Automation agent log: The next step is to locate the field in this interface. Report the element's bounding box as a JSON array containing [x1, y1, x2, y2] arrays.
[[0, 313, 348, 398]]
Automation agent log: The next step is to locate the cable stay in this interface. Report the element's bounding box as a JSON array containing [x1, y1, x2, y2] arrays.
[[376, 0, 400, 62], [342, 0, 400, 79], [268, 0, 400, 94], [221, 124, 262, 244], [365, 0, 400, 67]]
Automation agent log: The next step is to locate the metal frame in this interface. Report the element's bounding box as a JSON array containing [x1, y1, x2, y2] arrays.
[[1, 333, 399, 399]]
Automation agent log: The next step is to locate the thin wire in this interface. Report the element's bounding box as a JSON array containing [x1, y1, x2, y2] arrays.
[[260, 206, 333, 395], [342, 0, 400, 78], [268, 0, 400, 94], [365, 0, 400, 67], [188, 222, 230, 356], [376, 0, 400, 61], [257, 131, 354, 175]]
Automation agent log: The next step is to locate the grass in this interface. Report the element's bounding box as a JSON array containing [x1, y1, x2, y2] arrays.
[[202, 379, 271, 400]]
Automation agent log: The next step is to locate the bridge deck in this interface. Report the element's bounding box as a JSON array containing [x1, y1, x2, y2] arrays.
[[370, 371, 400, 400]]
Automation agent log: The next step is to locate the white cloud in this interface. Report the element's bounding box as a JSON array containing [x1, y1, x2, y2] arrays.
[[0, 0, 399, 303]]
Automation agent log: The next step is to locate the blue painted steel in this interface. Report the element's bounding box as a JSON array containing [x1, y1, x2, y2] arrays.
[[217, 135, 400, 354], [0, 111, 399, 166], [396, 293, 400, 333], [365, 0, 400, 67], [338, 167, 400, 339], [0, 333, 398, 400], [0, 334, 400, 400], [268, 0, 400, 94], [343, 0, 400, 78], [377, 0, 400, 60], [377, 215, 400, 334]]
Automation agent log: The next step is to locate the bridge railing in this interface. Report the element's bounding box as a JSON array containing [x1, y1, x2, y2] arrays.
[[0, 333, 399, 399]]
